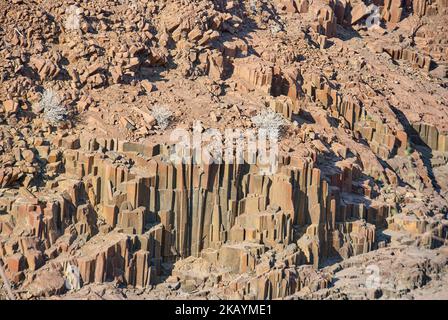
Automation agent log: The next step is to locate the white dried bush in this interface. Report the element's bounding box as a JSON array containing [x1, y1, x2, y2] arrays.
[[251, 110, 287, 136], [270, 23, 282, 35], [37, 89, 68, 125], [64, 5, 82, 32], [151, 105, 173, 130], [249, 0, 258, 14]]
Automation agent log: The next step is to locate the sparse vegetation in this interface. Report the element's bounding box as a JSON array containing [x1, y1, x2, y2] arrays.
[[151, 105, 173, 130], [249, 0, 258, 14], [251, 109, 287, 137], [36, 89, 68, 125], [64, 5, 81, 32], [405, 144, 414, 156], [270, 23, 282, 35], [375, 176, 384, 187], [390, 207, 398, 216]]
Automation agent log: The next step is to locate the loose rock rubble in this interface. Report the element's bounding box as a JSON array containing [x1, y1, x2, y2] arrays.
[[0, 0, 447, 300]]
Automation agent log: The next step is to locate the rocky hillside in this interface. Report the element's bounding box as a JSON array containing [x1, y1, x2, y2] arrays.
[[0, 0, 447, 300]]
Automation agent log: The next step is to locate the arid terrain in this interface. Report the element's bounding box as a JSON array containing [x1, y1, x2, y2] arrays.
[[0, 0, 447, 300]]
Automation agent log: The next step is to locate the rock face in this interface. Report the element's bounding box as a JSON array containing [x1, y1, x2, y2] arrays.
[[1, 135, 446, 299], [0, 0, 448, 300], [0, 137, 390, 288], [293, 245, 448, 300]]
